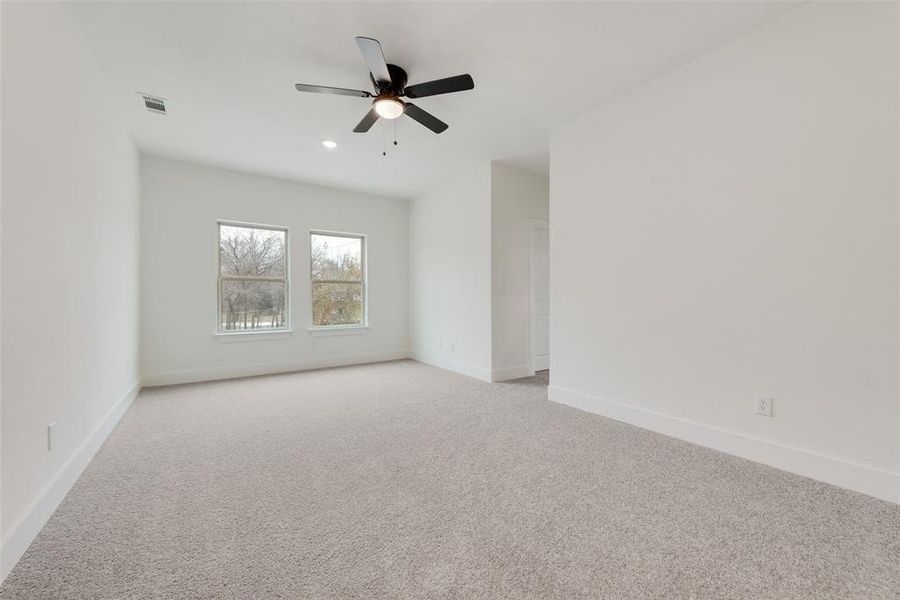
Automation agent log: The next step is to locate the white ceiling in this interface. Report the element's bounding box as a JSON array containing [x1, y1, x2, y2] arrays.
[[71, 1, 799, 198]]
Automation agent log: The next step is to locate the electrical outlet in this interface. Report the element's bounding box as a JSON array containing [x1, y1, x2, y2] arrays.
[[47, 422, 56, 451], [438, 338, 443, 350], [755, 396, 774, 417], [450, 340, 455, 351]]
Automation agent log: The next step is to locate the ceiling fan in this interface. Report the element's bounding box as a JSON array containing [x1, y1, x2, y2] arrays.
[[294, 36, 474, 135]]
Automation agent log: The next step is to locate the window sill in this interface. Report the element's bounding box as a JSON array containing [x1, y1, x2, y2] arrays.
[[215, 329, 293, 342], [308, 325, 369, 337]]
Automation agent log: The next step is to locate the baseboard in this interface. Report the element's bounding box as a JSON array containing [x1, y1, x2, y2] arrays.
[[491, 363, 533, 382], [0, 379, 142, 583], [141, 350, 410, 387], [410, 352, 492, 382], [548, 385, 900, 504]]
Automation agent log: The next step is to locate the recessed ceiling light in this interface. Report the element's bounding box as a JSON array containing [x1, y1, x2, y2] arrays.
[[322, 140, 338, 149]]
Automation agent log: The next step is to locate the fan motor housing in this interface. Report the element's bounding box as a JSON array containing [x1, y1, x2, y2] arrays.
[[371, 64, 409, 96]]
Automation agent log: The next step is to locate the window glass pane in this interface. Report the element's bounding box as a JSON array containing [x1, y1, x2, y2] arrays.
[[311, 234, 362, 281], [220, 225, 286, 278], [220, 279, 287, 331], [312, 282, 363, 326]]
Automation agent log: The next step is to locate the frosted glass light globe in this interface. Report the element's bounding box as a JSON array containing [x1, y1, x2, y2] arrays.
[[374, 98, 404, 120]]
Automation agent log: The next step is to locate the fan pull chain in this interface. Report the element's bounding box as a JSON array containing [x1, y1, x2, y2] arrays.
[[380, 119, 399, 157]]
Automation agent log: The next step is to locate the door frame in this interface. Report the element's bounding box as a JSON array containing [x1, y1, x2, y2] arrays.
[[529, 218, 550, 376]]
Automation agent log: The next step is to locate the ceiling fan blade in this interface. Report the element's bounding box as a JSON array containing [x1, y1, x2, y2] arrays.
[[404, 74, 474, 99], [353, 107, 380, 133], [404, 103, 448, 134], [355, 37, 391, 85], [295, 83, 371, 98]]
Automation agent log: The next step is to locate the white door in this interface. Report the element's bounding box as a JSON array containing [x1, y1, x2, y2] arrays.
[[531, 223, 550, 372]]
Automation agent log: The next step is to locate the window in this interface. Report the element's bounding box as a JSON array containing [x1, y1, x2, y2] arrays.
[[310, 232, 365, 328], [218, 222, 288, 332]]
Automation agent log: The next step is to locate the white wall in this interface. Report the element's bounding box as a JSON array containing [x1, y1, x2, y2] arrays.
[[140, 156, 409, 385], [0, 0, 4, 554], [1, 1, 141, 578], [491, 163, 549, 380], [409, 162, 548, 382], [550, 2, 900, 502], [409, 163, 493, 380]]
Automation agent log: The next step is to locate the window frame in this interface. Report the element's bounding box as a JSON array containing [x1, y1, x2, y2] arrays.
[[216, 220, 291, 336], [309, 229, 367, 331]]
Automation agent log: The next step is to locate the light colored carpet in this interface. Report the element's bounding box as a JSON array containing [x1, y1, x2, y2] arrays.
[[2, 360, 898, 599]]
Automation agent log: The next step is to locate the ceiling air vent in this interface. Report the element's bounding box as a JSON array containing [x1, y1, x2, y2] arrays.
[[139, 93, 166, 115]]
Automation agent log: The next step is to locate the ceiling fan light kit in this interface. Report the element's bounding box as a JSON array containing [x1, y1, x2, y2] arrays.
[[374, 97, 404, 119], [295, 36, 474, 136]]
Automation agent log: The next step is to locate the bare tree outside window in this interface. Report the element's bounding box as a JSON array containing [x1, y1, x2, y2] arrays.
[[218, 223, 288, 332], [311, 233, 365, 327]]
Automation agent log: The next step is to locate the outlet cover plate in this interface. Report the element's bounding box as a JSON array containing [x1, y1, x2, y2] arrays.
[[755, 396, 774, 417]]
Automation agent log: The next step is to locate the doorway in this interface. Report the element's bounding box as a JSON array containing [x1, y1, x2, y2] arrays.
[[530, 219, 550, 374]]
